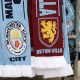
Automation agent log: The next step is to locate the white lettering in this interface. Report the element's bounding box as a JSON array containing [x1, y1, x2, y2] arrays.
[[38, 0, 57, 16]]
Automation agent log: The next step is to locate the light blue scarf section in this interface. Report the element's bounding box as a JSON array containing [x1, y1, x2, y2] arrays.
[[0, 0, 31, 65], [63, 0, 70, 64], [0, 32, 3, 65]]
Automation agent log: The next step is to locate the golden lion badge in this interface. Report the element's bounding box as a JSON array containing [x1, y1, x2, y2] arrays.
[[38, 18, 58, 47]]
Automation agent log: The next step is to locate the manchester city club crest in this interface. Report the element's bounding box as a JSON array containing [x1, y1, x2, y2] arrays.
[[38, 18, 59, 47], [5, 21, 27, 56]]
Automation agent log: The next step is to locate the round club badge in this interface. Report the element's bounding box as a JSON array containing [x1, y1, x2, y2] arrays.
[[5, 21, 27, 56]]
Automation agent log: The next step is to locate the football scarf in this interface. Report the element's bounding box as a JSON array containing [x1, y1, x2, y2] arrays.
[[0, 0, 34, 77], [28, 0, 73, 78], [30, 0, 67, 69]]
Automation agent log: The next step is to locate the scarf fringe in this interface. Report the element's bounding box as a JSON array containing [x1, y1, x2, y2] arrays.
[[31, 56, 35, 67], [33, 56, 67, 69], [3, 65, 35, 78], [35, 64, 73, 78], [43, 64, 73, 78]]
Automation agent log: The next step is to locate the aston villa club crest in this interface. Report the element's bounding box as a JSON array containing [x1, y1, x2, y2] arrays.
[[38, 18, 59, 47], [5, 21, 27, 55]]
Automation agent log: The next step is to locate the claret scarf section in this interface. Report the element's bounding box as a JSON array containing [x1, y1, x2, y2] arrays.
[[30, 0, 67, 69], [32, 0, 64, 56], [0, 0, 34, 77]]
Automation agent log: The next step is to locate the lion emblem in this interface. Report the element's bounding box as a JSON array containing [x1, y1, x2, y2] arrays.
[[41, 20, 57, 43]]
